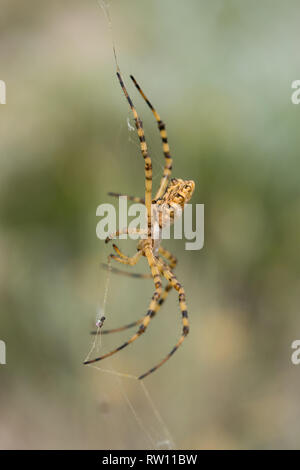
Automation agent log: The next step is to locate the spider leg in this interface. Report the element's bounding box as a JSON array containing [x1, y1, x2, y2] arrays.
[[108, 192, 145, 204], [83, 288, 162, 365], [105, 227, 147, 243], [116, 72, 152, 229], [130, 75, 172, 201], [101, 245, 177, 278], [83, 254, 162, 366], [90, 283, 172, 336], [109, 246, 142, 266], [138, 265, 189, 380], [158, 246, 177, 270], [101, 263, 152, 279]]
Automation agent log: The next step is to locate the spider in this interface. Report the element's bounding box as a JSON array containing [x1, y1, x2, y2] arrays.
[[84, 71, 195, 379]]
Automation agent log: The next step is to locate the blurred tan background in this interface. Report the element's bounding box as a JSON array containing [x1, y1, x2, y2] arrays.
[[1, 0, 300, 449]]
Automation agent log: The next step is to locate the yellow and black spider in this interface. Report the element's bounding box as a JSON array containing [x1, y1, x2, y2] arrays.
[[84, 71, 195, 380]]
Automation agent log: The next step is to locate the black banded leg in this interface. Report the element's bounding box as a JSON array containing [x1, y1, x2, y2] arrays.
[[90, 283, 172, 335], [158, 246, 177, 270], [108, 254, 142, 267], [145, 247, 163, 293], [84, 250, 163, 366], [138, 269, 189, 380], [130, 75, 172, 200], [116, 72, 152, 224], [109, 246, 142, 266], [83, 286, 162, 365]]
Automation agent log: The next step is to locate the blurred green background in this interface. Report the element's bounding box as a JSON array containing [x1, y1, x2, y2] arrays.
[[1, 0, 300, 449]]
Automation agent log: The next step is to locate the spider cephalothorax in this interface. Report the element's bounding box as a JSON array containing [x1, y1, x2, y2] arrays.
[[84, 71, 195, 380], [157, 178, 195, 208], [155, 178, 195, 228]]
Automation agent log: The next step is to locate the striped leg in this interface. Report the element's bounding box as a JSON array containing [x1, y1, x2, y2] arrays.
[[109, 246, 143, 266], [138, 267, 189, 380], [145, 245, 162, 292], [108, 192, 145, 204], [83, 254, 162, 366], [105, 227, 147, 244], [116, 72, 152, 232], [83, 287, 162, 365], [130, 75, 172, 200], [158, 246, 177, 270], [90, 283, 172, 335], [100, 247, 176, 279]]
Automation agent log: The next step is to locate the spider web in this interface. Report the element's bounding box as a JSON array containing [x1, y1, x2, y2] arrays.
[[84, 256, 175, 450], [97, 0, 166, 186], [83, 0, 175, 450]]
